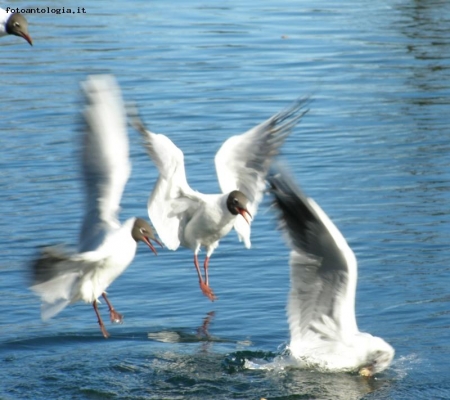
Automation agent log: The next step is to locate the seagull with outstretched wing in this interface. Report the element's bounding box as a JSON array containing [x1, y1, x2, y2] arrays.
[[30, 75, 161, 338], [268, 166, 394, 375], [131, 99, 309, 301]]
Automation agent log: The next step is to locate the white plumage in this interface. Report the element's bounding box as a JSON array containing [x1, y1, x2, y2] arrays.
[[269, 167, 394, 376], [130, 99, 309, 301], [30, 75, 160, 338]]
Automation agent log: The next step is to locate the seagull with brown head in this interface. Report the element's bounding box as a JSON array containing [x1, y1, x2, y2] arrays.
[[130, 99, 308, 301], [0, 9, 32, 45], [30, 75, 161, 338]]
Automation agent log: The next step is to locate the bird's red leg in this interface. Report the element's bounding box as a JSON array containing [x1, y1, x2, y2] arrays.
[[194, 254, 216, 301], [102, 292, 123, 324], [93, 300, 110, 338], [194, 253, 203, 281], [204, 256, 210, 286]]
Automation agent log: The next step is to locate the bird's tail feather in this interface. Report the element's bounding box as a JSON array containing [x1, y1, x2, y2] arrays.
[[30, 246, 82, 320], [30, 272, 79, 320]]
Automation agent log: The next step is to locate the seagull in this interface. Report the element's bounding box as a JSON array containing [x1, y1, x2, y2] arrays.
[[268, 167, 394, 376], [130, 99, 309, 301], [30, 75, 161, 338], [0, 9, 32, 45]]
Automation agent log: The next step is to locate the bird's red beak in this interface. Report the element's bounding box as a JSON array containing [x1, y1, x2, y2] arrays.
[[143, 237, 163, 256], [20, 32, 33, 46], [237, 208, 252, 225]]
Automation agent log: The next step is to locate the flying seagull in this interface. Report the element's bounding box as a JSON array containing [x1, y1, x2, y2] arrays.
[[130, 99, 309, 301], [30, 75, 161, 338]]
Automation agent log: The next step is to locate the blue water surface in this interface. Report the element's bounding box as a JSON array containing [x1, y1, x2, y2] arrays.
[[1, 0, 449, 399]]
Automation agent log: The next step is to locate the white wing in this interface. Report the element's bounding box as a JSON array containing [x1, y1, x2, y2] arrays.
[[268, 168, 358, 347], [78, 75, 131, 252], [130, 114, 202, 250], [215, 98, 309, 247]]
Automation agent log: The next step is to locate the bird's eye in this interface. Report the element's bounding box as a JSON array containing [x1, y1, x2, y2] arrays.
[[140, 228, 147, 234], [14, 22, 20, 27], [233, 198, 239, 204]]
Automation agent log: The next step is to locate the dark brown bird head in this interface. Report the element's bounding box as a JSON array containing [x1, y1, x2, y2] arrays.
[[131, 218, 162, 255], [6, 13, 32, 45], [226, 190, 252, 224]]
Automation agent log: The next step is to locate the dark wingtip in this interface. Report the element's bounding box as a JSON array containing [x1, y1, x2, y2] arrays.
[[127, 103, 150, 137], [267, 164, 297, 198], [267, 163, 312, 227]]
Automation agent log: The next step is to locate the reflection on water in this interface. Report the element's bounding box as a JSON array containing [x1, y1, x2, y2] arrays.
[[197, 310, 215, 338]]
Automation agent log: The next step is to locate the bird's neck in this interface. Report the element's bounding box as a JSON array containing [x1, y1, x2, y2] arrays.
[[0, 9, 10, 33], [122, 217, 138, 236]]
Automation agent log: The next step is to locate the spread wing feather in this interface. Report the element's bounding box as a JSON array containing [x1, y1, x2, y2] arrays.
[[215, 98, 310, 247]]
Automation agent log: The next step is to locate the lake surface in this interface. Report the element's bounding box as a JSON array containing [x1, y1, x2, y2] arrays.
[[1, 0, 450, 399]]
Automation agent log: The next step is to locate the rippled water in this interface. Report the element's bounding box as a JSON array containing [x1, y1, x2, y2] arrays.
[[1, 0, 449, 399]]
